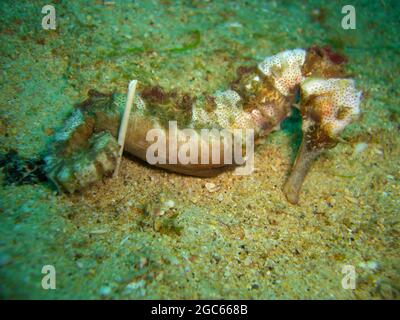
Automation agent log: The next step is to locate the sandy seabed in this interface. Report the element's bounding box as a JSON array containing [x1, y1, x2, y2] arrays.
[[0, 0, 399, 299]]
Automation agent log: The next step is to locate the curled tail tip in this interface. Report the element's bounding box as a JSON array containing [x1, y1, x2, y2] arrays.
[[283, 182, 300, 205]]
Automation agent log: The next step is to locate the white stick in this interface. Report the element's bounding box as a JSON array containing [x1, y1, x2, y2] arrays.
[[113, 80, 138, 178]]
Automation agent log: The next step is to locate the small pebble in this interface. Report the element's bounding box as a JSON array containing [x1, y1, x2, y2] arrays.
[[374, 148, 383, 155], [164, 199, 175, 209], [139, 257, 148, 269], [125, 279, 145, 291], [354, 142, 368, 155], [359, 260, 379, 271], [90, 229, 108, 234], [367, 261, 379, 270], [205, 182, 220, 192], [99, 286, 112, 296]]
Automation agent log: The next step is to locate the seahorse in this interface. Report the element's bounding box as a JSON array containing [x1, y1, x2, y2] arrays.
[[44, 46, 362, 204]]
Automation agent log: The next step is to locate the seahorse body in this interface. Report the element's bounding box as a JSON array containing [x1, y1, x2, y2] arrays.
[[44, 47, 361, 204]]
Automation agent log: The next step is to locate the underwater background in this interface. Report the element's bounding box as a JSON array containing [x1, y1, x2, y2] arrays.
[[0, 0, 399, 299]]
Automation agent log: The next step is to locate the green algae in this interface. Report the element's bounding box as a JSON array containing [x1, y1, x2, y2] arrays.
[[167, 30, 201, 53], [105, 29, 202, 59]]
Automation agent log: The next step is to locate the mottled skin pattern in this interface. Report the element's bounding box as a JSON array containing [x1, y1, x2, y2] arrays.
[[45, 47, 361, 204]]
